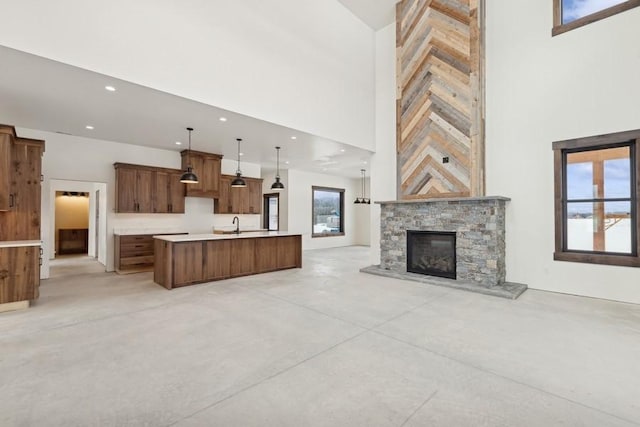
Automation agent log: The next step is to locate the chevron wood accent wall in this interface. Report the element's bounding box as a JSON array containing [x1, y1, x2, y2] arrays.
[[396, 0, 485, 199]]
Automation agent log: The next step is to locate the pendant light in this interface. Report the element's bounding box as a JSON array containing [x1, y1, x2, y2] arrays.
[[271, 146, 285, 190], [180, 127, 199, 184], [362, 169, 371, 204], [231, 138, 247, 187], [354, 169, 370, 204]]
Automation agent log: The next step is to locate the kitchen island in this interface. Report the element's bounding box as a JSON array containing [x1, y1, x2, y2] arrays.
[[153, 232, 302, 289]]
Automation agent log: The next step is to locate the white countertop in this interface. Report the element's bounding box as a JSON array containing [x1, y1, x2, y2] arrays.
[[154, 231, 300, 242], [0, 240, 41, 248], [113, 229, 188, 236]]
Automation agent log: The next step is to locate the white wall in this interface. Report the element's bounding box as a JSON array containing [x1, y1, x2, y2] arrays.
[[370, 23, 398, 265], [286, 169, 365, 250], [0, 0, 375, 151], [20, 127, 260, 278], [485, 1, 640, 303]]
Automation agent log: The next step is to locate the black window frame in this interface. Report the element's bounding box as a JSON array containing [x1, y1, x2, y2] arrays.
[[311, 186, 345, 238], [553, 129, 640, 267]]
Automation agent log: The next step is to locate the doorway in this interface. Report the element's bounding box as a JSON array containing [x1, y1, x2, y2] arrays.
[[55, 191, 90, 256], [263, 193, 280, 231], [46, 179, 108, 279]]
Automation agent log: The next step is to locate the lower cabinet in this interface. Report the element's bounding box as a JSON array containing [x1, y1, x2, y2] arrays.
[[0, 246, 40, 304], [154, 235, 302, 289], [172, 242, 203, 287], [204, 240, 231, 281], [115, 233, 187, 273]]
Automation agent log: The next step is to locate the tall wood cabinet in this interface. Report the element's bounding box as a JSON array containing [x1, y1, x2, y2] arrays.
[[0, 131, 11, 212], [114, 163, 185, 214], [181, 150, 222, 199], [214, 175, 263, 214], [0, 128, 44, 241], [0, 124, 44, 310]]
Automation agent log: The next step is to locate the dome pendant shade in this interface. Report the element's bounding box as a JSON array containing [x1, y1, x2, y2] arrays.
[[180, 166, 199, 184], [181, 127, 199, 184], [231, 173, 247, 187], [354, 198, 362, 204], [271, 146, 285, 191], [271, 176, 285, 190]]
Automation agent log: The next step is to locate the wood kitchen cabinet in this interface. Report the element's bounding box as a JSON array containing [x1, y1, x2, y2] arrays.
[[153, 170, 185, 213], [114, 164, 153, 213], [181, 150, 223, 199], [114, 163, 185, 214], [0, 131, 45, 241], [0, 123, 44, 312], [214, 175, 263, 215], [172, 242, 203, 287], [154, 234, 302, 290], [0, 128, 11, 212], [0, 246, 40, 304], [115, 233, 187, 274]]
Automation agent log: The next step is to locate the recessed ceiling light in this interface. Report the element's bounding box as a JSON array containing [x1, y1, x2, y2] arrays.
[[363, 161, 368, 164], [340, 149, 345, 152], [86, 125, 94, 130], [239, 152, 244, 156], [105, 85, 116, 92], [285, 161, 290, 164], [291, 136, 297, 140], [219, 117, 227, 122], [175, 141, 182, 145]]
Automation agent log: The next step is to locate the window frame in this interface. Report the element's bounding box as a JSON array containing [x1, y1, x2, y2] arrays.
[[311, 186, 345, 238], [552, 0, 640, 36], [553, 129, 640, 267]]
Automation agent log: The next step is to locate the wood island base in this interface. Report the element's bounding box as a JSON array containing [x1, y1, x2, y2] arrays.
[[153, 233, 302, 289]]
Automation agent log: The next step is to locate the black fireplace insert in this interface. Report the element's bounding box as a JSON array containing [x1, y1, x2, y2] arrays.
[[407, 231, 456, 279]]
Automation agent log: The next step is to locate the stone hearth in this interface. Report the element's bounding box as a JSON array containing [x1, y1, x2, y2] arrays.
[[361, 196, 527, 299]]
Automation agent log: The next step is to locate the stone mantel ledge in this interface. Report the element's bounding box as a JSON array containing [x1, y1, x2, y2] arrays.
[[375, 196, 510, 205]]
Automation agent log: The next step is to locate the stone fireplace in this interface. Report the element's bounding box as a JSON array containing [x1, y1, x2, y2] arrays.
[[361, 196, 527, 299]]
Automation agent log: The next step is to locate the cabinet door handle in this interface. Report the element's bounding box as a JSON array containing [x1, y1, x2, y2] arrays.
[[39, 257, 43, 266], [9, 194, 14, 208], [39, 247, 43, 256]]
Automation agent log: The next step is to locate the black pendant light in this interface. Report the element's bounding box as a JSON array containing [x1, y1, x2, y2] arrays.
[[354, 169, 370, 204], [271, 146, 285, 191], [231, 138, 247, 187], [363, 169, 370, 204], [180, 127, 199, 184]]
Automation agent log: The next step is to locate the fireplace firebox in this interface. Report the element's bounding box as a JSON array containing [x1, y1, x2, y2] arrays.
[[407, 231, 456, 279]]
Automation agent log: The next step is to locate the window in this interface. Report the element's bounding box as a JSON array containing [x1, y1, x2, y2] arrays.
[[312, 186, 345, 237], [553, 130, 640, 267], [553, 0, 640, 36]]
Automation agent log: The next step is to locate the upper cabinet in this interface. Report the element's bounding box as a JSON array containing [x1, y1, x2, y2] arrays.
[[114, 163, 185, 214], [0, 125, 45, 241], [0, 126, 14, 212], [214, 175, 263, 215], [154, 170, 186, 213], [180, 150, 222, 199]]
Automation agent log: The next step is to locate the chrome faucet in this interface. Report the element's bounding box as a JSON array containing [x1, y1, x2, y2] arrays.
[[232, 216, 240, 234]]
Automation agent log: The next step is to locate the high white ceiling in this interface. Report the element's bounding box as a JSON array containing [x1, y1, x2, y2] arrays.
[[338, 0, 398, 30], [0, 46, 373, 178]]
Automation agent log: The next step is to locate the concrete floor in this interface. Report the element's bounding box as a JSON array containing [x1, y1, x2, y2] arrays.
[[1, 247, 639, 426]]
